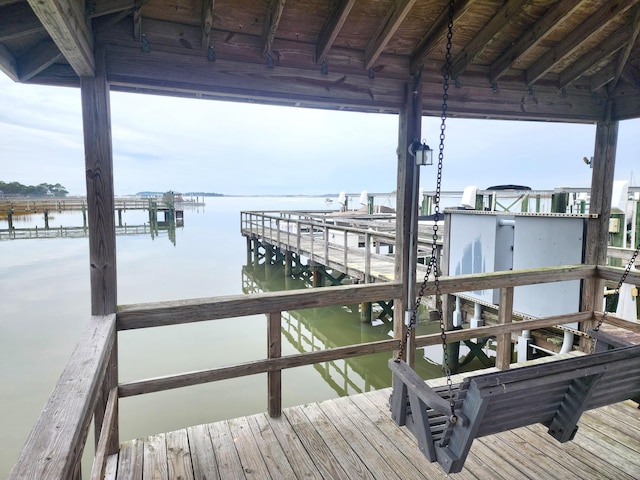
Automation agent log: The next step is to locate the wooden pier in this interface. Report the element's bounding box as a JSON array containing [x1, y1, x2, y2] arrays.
[[241, 210, 442, 283], [106, 385, 640, 479]]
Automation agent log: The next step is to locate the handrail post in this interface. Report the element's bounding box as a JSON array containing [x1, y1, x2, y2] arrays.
[[324, 225, 329, 265], [365, 232, 371, 283], [496, 287, 514, 370], [343, 230, 348, 269], [276, 218, 281, 246], [267, 311, 282, 417]]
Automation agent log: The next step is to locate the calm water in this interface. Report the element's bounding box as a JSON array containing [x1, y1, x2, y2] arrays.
[[0, 196, 452, 476]]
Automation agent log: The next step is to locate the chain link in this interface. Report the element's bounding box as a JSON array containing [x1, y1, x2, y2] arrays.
[[397, 0, 456, 422], [593, 243, 640, 333]]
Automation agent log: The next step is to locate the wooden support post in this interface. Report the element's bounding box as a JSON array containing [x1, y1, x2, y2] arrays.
[[284, 251, 292, 276], [267, 312, 282, 417], [117, 209, 123, 227], [44, 210, 49, 229], [394, 82, 422, 366], [580, 102, 619, 351], [312, 264, 322, 287], [7, 210, 13, 230], [496, 287, 514, 370], [81, 47, 119, 454], [360, 302, 372, 323], [246, 236, 252, 265]]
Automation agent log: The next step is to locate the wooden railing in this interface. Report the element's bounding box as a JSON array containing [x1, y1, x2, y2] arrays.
[[10, 264, 640, 479], [240, 210, 440, 280]]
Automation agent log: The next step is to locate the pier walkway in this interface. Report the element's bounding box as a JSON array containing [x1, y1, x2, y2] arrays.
[[241, 211, 441, 283], [107, 387, 640, 479]]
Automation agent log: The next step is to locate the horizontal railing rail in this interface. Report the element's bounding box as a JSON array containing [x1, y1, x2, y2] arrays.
[[11, 263, 638, 479], [9, 314, 116, 480]]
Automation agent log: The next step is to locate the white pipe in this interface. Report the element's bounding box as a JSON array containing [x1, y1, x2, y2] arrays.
[[498, 219, 515, 227], [559, 331, 574, 354]]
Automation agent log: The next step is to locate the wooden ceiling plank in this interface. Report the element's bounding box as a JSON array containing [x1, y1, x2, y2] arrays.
[[409, 0, 474, 74], [27, 0, 95, 77], [451, 0, 532, 80], [526, 0, 638, 86], [364, 0, 416, 71], [490, 0, 586, 84], [316, 0, 356, 64], [0, 42, 19, 81], [589, 62, 617, 92], [613, 5, 640, 88], [558, 27, 630, 88], [261, 0, 287, 58], [201, 0, 215, 50], [621, 63, 640, 87], [18, 38, 63, 81], [0, 2, 44, 41], [133, 7, 141, 42], [89, 0, 148, 18]]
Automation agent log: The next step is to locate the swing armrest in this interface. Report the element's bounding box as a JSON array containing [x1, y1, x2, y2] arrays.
[[388, 358, 467, 426]]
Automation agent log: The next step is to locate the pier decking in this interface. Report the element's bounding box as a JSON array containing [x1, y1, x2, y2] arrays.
[[107, 388, 640, 479]]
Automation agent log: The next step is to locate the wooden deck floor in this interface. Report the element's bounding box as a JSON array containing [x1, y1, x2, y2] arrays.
[[106, 388, 640, 479]]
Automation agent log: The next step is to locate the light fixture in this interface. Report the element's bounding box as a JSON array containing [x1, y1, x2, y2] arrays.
[[409, 140, 433, 166], [583, 156, 593, 168]]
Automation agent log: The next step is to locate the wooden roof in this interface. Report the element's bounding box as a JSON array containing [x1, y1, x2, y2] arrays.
[[1, 0, 639, 122]]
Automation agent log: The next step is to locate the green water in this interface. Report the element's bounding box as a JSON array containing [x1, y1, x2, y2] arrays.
[[0, 196, 478, 477]]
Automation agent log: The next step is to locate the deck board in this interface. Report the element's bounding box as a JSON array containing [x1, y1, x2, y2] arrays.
[[113, 389, 640, 479]]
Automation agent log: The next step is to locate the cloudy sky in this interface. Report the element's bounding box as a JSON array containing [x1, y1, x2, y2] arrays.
[[1, 73, 638, 196]]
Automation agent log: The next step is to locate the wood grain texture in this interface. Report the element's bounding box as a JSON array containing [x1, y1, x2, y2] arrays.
[[9, 315, 116, 480]]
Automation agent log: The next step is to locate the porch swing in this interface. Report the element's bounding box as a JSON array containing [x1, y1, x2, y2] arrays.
[[388, 0, 640, 474]]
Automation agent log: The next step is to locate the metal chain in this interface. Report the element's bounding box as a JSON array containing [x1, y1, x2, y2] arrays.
[[397, 0, 456, 422], [593, 242, 640, 332]]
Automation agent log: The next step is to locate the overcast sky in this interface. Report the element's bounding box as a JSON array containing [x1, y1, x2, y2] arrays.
[[1, 73, 638, 196]]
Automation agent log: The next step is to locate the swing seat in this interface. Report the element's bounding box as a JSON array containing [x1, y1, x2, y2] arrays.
[[389, 344, 640, 474]]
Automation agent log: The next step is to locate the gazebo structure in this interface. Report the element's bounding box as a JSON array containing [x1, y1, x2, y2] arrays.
[[3, 1, 640, 478]]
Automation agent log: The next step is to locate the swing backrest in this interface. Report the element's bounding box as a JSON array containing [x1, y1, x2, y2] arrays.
[[437, 344, 640, 473]]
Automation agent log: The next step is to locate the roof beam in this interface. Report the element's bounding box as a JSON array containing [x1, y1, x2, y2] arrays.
[[201, 0, 215, 50], [613, 4, 640, 88], [19, 38, 64, 81], [27, 0, 95, 77], [558, 27, 630, 88], [364, 0, 416, 71], [589, 62, 617, 92], [88, 0, 148, 18], [526, 0, 637, 86], [409, 0, 474, 74], [490, 0, 585, 84], [0, 42, 19, 81], [451, 0, 532, 80], [316, 0, 356, 64], [261, 0, 286, 57]]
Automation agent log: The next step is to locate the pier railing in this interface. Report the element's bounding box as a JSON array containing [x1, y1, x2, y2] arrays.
[[240, 210, 441, 281], [10, 264, 640, 479]]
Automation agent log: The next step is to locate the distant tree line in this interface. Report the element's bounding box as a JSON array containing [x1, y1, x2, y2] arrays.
[[0, 181, 69, 197]]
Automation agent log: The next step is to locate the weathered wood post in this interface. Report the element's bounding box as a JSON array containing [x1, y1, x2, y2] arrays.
[[267, 311, 282, 417], [394, 82, 422, 366], [43, 210, 49, 229], [580, 101, 619, 351], [80, 47, 119, 456]]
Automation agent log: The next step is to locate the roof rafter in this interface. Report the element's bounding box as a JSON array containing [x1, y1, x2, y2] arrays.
[[316, 0, 356, 64], [0, 42, 19, 81], [621, 62, 640, 87], [558, 27, 630, 88], [0, 2, 44, 41], [261, 0, 286, 58], [27, 0, 95, 77], [613, 4, 640, 88], [364, 0, 416, 71], [201, 0, 215, 50], [490, 0, 585, 84], [589, 62, 616, 92], [19, 38, 63, 81], [409, 0, 474, 74], [526, 0, 637, 86], [88, 0, 148, 18], [451, 0, 532, 80]]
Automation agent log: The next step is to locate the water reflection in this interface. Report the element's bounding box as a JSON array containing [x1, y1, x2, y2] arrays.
[[242, 261, 450, 394]]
